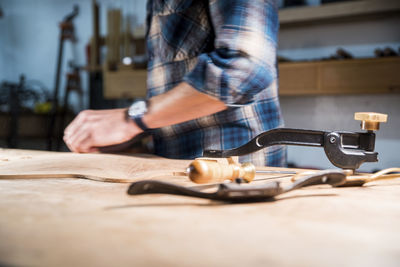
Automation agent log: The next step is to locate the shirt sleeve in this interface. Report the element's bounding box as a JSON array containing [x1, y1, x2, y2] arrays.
[[182, 0, 279, 105]]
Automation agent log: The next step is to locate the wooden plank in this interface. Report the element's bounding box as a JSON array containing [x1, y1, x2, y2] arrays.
[[279, 0, 400, 27], [279, 57, 400, 95], [90, 0, 100, 69], [106, 9, 113, 65], [113, 9, 121, 63], [0, 149, 307, 183], [0, 149, 191, 183], [106, 9, 122, 67], [123, 17, 131, 59], [320, 57, 400, 94], [278, 61, 319, 95], [0, 149, 400, 267]]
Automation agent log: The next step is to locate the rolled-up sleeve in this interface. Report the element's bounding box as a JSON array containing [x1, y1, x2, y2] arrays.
[[183, 0, 279, 105]]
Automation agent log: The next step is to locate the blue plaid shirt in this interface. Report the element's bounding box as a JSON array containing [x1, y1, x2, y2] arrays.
[[146, 0, 286, 166]]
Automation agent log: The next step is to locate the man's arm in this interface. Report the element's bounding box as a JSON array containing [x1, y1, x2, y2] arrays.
[[63, 82, 226, 153], [65, 0, 279, 153], [143, 82, 226, 129]]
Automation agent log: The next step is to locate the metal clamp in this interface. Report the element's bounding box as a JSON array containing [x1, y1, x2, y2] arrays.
[[204, 128, 377, 170]]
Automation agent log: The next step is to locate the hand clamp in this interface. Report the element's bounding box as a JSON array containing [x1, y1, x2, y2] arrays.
[[204, 112, 387, 170]]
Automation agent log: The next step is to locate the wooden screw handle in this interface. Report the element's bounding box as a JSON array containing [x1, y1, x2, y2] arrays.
[[188, 159, 256, 184], [354, 112, 388, 131]]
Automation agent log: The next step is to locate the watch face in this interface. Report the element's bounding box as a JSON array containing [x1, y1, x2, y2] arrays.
[[128, 100, 147, 118]]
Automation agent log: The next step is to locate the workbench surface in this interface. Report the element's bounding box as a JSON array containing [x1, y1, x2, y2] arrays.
[[0, 149, 399, 267]]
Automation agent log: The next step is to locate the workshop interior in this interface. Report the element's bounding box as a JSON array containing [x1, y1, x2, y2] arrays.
[[0, 0, 400, 266], [0, 0, 399, 172]]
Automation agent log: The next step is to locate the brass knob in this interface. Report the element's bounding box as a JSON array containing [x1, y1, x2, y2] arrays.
[[188, 159, 256, 184], [354, 112, 388, 131]]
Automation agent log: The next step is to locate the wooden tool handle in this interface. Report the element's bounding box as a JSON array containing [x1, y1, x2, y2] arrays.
[[188, 159, 256, 184]]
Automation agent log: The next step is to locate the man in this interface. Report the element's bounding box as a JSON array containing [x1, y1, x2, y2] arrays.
[[64, 0, 286, 167]]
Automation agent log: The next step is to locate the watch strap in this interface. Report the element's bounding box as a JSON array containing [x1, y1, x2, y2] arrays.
[[133, 115, 151, 132]]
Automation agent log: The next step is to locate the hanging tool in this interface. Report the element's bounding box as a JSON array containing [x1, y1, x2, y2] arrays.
[[0, 75, 50, 148], [330, 48, 353, 60], [128, 170, 346, 202], [375, 47, 398, 58], [47, 5, 79, 151], [204, 112, 387, 171]]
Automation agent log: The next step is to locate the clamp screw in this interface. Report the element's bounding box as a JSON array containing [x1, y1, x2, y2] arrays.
[[329, 137, 336, 144], [354, 112, 387, 131]]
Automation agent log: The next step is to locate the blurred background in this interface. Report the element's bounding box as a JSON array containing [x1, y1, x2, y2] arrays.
[[0, 0, 399, 171]]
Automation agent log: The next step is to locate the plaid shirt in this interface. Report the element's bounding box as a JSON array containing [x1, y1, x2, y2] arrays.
[[146, 0, 286, 167]]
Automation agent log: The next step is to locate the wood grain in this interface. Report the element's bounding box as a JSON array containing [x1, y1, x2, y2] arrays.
[[0, 149, 400, 267], [0, 149, 308, 184], [0, 149, 191, 183]]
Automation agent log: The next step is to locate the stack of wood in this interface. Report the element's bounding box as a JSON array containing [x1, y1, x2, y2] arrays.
[[100, 6, 147, 99]]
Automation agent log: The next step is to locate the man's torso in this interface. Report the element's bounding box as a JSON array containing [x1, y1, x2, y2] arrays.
[[145, 0, 286, 166]]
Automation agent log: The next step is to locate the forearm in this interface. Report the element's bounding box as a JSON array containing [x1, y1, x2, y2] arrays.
[[142, 82, 227, 129]]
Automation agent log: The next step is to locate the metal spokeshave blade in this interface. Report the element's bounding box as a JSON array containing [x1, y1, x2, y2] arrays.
[[127, 170, 346, 202]]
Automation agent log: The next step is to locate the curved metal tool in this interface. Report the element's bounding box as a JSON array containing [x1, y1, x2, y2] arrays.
[[203, 112, 388, 170], [127, 170, 346, 202], [204, 128, 377, 170]]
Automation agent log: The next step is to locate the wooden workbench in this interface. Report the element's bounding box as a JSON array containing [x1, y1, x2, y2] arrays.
[[0, 149, 399, 267]]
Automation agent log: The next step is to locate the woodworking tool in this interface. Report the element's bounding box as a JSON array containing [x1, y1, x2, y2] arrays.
[[189, 174, 295, 191], [204, 112, 387, 171], [187, 158, 297, 184], [128, 170, 346, 202], [127, 112, 389, 201], [330, 48, 353, 60], [375, 47, 397, 58], [330, 168, 400, 187]]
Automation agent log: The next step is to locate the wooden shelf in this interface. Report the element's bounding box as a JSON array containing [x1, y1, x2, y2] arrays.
[[278, 57, 400, 95], [279, 0, 400, 27], [103, 58, 400, 98]]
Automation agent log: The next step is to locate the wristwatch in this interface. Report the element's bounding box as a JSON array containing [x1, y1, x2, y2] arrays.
[[127, 100, 151, 131]]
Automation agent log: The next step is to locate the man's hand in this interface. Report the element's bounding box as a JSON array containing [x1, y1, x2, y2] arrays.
[[64, 82, 225, 154], [63, 108, 142, 153]]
